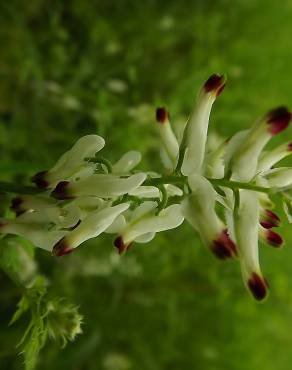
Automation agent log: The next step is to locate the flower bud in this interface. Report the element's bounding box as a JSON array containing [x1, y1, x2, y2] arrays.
[[52, 203, 129, 256], [155, 107, 179, 167], [114, 203, 184, 254], [260, 209, 280, 229], [258, 141, 292, 172], [112, 151, 142, 174], [32, 135, 105, 188], [263, 167, 292, 188], [182, 74, 226, 175], [225, 107, 291, 181], [51, 173, 147, 199], [182, 175, 236, 259], [233, 190, 268, 300]]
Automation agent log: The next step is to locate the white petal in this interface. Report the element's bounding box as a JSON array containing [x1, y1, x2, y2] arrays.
[[258, 142, 292, 172], [181, 75, 226, 175], [112, 151, 142, 173], [54, 173, 147, 198], [135, 232, 156, 243], [263, 167, 292, 188], [129, 186, 160, 198], [47, 135, 105, 184], [122, 204, 183, 245], [53, 203, 130, 254]]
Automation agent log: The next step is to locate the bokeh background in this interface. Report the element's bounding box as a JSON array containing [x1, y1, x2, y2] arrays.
[[1, 0, 292, 369]]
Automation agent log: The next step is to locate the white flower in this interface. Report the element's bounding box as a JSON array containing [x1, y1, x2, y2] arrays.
[[51, 173, 147, 199], [155, 107, 179, 168], [32, 135, 105, 188], [182, 175, 237, 259], [225, 107, 291, 181], [52, 203, 130, 256], [114, 202, 184, 254], [112, 151, 142, 174], [182, 74, 226, 175], [0, 217, 67, 251]]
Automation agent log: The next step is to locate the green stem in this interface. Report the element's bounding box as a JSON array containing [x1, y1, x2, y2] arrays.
[[0, 176, 271, 196], [0, 182, 41, 195], [144, 176, 271, 194]]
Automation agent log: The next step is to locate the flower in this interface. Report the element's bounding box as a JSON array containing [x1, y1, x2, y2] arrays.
[[32, 135, 105, 189]]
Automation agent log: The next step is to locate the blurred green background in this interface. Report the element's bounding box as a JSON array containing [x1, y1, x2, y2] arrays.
[[1, 0, 292, 369]]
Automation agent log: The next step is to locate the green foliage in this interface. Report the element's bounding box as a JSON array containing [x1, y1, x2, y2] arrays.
[[10, 277, 82, 370]]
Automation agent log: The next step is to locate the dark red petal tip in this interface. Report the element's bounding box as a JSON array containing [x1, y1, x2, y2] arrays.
[[10, 197, 24, 216], [52, 237, 74, 256], [248, 272, 268, 301], [114, 236, 132, 254], [31, 171, 49, 189], [266, 230, 283, 248], [0, 219, 8, 228], [51, 181, 74, 200], [212, 229, 237, 260], [156, 107, 169, 124], [266, 106, 291, 135], [260, 210, 280, 229], [203, 74, 226, 96]]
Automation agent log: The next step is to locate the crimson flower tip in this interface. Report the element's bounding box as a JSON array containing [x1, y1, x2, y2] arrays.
[[266, 106, 291, 135], [52, 237, 74, 256], [266, 230, 283, 248], [31, 170, 49, 189], [248, 272, 268, 301], [156, 107, 169, 124], [203, 73, 226, 96], [51, 181, 74, 200], [212, 229, 237, 260]]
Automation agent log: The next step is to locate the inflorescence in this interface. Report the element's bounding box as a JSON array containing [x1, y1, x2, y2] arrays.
[[2, 73, 292, 301]]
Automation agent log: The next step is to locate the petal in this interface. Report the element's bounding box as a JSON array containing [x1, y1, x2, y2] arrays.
[[204, 139, 227, 179], [52, 203, 130, 256], [129, 186, 160, 198], [112, 151, 142, 174], [182, 175, 236, 259], [259, 226, 283, 248], [181, 74, 226, 175], [258, 141, 292, 172], [263, 167, 292, 188], [51, 173, 147, 199], [156, 107, 179, 166], [233, 190, 268, 300], [225, 107, 291, 181], [32, 135, 105, 188], [116, 204, 184, 251], [0, 219, 67, 251]]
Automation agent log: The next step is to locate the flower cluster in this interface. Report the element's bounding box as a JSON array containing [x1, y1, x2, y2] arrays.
[[1, 73, 292, 301]]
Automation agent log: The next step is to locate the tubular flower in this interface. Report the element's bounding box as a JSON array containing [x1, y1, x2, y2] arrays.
[[182, 175, 237, 259], [155, 107, 179, 168], [225, 107, 291, 182], [2, 73, 292, 303], [181, 74, 226, 175], [52, 203, 130, 256], [114, 202, 184, 254], [32, 135, 105, 189], [233, 190, 268, 300], [51, 173, 147, 199]]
